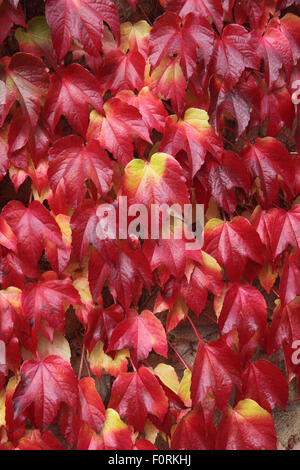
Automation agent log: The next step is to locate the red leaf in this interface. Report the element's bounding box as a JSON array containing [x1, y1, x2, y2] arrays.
[[271, 206, 300, 258], [133, 439, 157, 450], [278, 0, 300, 7], [279, 251, 300, 306], [215, 399, 277, 450], [8, 112, 52, 167], [204, 217, 265, 281], [100, 49, 146, 94], [0, 0, 25, 46], [79, 377, 106, 432], [87, 97, 151, 165], [45, 0, 120, 60], [218, 283, 267, 348], [0, 340, 8, 389], [250, 206, 276, 261], [2, 200, 63, 268], [98, 408, 133, 450], [77, 409, 133, 450], [182, 252, 223, 316], [77, 423, 103, 450], [0, 126, 9, 180], [147, 55, 187, 117], [107, 309, 168, 366], [242, 359, 288, 412], [43, 214, 72, 275], [253, 206, 300, 260], [268, 297, 300, 352], [191, 337, 242, 410], [208, 74, 261, 136], [89, 242, 152, 311], [144, 234, 202, 280], [59, 401, 81, 447], [258, 14, 300, 87], [261, 83, 295, 137], [166, 0, 224, 33], [13, 355, 78, 431], [160, 108, 223, 177], [1, 53, 49, 130], [48, 136, 113, 209], [0, 289, 18, 344], [16, 429, 65, 450], [211, 24, 259, 88], [149, 12, 214, 79], [0, 252, 26, 289], [21, 276, 81, 334], [197, 150, 250, 215], [171, 406, 214, 450], [116, 87, 168, 133], [5, 376, 26, 444], [240, 137, 294, 208], [122, 152, 190, 208], [108, 366, 169, 431], [0, 215, 17, 253], [234, 0, 276, 30], [71, 200, 117, 263], [85, 304, 124, 352], [44, 64, 103, 136]]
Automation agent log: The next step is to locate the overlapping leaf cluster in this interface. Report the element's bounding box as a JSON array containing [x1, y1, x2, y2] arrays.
[[0, 0, 299, 450]]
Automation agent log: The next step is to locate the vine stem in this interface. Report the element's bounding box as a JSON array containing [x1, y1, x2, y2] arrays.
[[76, 332, 91, 378], [186, 313, 201, 341], [223, 125, 249, 144], [254, 70, 265, 78], [288, 397, 300, 404], [167, 339, 191, 370], [272, 288, 280, 297], [78, 343, 85, 380], [83, 350, 91, 378], [130, 358, 137, 372], [138, 4, 152, 25], [222, 136, 240, 152], [221, 207, 227, 221], [279, 130, 296, 145], [203, 311, 218, 325]]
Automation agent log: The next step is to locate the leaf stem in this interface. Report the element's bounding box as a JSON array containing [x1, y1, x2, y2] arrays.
[[220, 207, 227, 221], [279, 130, 296, 146], [78, 343, 85, 380], [130, 357, 137, 372], [186, 313, 201, 341], [76, 332, 91, 378], [222, 136, 240, 152], [167, 339, 191, 370], [83, 350, 91, 377], [223, 125, 249, 144], [203, 311, 218, 325], [138, 4, 152, 25], [272, 288, 280, 297]]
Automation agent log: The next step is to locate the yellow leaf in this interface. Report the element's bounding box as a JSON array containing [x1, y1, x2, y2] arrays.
[[177, 369, 191, 407], [154, 364, 180, 394], [89, 341, 129, 378]]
